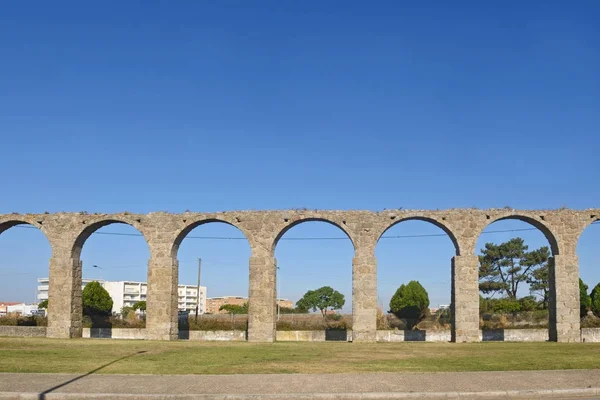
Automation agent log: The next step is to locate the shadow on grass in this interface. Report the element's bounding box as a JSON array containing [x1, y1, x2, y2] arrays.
[[37, 350, 147, 400]]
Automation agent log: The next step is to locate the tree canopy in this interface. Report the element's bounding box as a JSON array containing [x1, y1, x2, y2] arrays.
[[479, 238, 549, 300], [580, 278, 591, 317], [37, 300, 48, 309], [132, 301, 146, 312], [389, 281, 430, 324], [526, 258, 552, 309], [82, 281, 113, 316], [296, 286, 345, 317], [591, 283, 600, 317], [219, 303, 248, 314]]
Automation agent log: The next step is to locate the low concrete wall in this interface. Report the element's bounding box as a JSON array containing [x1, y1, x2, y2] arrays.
[[276, 330, 326, 341], [186, 330, 246, 341], [376, 329, 555, 342], [376, 330, 451, 342], [82, 328, 147, 340], [2, 325, 597, 342], [581, 328, 600, 342], [0, 325, 47, 337], [481, 329, 548, 342]]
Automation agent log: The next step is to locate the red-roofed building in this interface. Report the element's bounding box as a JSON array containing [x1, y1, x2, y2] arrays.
[[0, 302, 22, 317]]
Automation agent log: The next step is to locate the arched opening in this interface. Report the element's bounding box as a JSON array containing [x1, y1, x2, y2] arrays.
[[376, 219, 457, 340], [475, 218, 555, 341], [174, 221, 251, 337], [577, 218, 600, 331], [0, 221, 51, 327], [273, 220, 354, 336], [75, 221, 150, 333]]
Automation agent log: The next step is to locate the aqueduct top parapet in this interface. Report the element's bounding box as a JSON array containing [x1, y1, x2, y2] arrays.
[[1, 208, 598, 258]]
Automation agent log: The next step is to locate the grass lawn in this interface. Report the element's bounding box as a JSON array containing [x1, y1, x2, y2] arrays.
[[1, 337, 599, 375]]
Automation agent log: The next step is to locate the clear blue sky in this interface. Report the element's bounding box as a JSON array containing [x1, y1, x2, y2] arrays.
[[1, 1, 599, 310]]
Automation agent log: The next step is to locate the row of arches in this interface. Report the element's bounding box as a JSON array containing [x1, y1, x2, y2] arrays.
[[1, 212, 598, 342]]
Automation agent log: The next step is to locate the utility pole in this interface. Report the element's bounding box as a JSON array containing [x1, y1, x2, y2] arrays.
[[92, 265, 103, 281], [195, 257, 202, 321]]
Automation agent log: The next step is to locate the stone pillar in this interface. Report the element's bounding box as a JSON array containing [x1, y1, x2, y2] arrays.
[[352, 253, 377, 343], [549, 254, 580, 342], [147, 257, 178, 340], [451, 255, 479, 342], [47, 257, 83, 338], [248, 254, 276, 342]]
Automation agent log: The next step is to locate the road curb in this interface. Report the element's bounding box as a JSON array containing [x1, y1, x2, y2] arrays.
[[1, 388, 599, 400]]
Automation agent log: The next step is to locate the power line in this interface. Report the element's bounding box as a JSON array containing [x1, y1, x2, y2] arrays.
[[12, 222, 597, 240]]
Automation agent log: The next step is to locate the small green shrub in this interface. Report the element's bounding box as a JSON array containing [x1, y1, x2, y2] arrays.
[[492, 298, 522, 313], [519, 296, 539, 312], [389, 281, 429, 328], [82, 281, 113, 317]]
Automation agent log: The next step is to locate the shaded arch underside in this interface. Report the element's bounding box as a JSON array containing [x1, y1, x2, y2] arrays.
[[272, 218, 356, 254], [0, 220, 42, 235], [0, 221, 52, 252], [171, 219, 251, 259], [378, 217, 460, 256], [488, 216, 560, 255], [72, 220, 150, 259]]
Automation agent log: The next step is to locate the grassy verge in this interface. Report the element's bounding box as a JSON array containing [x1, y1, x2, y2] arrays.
[[1, 338, 599, 375]]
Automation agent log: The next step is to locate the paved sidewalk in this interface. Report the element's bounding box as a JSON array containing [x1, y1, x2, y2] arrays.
[[0, 370, 599, 399]]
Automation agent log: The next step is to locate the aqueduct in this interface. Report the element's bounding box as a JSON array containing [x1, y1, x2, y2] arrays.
[[1, 208, 597, 343]]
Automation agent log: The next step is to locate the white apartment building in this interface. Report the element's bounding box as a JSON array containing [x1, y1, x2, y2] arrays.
[[37, 278, 206, 315], [37, 278, 101, 302]]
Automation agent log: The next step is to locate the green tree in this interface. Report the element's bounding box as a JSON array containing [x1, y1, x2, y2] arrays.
[[479, 238, 549, 299], [132, 301, 146, 313], [82, 281, 113, 317], [37, 300, 48, 309], [219, 303, 248, 314], [296, 286, 345, 317], [580, 278, 591, 317], [389, 281, 430, 325], [591, 283, 600, 317], [120, 306, 134, 318], [526, 256, 552, 309]]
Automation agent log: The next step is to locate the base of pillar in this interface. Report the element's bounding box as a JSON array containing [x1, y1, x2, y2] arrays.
[[147, 325, 179, 341], [451, 329, 480, 343], [46, 326, 82, 339], [550, 328, 581, 343], [352, 330, 376, 343], [248, 329, 275, 343], [247, 324, 274, 342]]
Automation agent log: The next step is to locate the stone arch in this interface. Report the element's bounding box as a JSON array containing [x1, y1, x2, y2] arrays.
[[71, 216, 151, 260], [171, 218, 252, 260], [377, 217, 460, 256], [575, 215, 600, 246], [272, 218, 356, 255], [474, 214, 559, 255], [0, 218, 49, 237], [0, 218, 53, 304], [0, 218, 53, 258]]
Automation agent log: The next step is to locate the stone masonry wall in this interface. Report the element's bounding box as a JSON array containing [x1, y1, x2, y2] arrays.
[[0, 326, 47, 337], [1, 208, 597, 343]]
